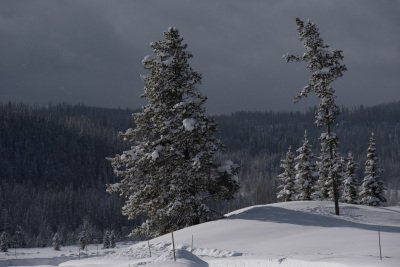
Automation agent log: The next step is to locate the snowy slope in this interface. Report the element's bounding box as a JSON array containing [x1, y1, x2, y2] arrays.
[[2, 201, 400, 267]]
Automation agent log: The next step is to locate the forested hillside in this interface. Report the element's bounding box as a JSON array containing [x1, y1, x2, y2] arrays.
[[0, 103, 133, 247], [0, 102, 399, 247], [216, 103, 400, 207]]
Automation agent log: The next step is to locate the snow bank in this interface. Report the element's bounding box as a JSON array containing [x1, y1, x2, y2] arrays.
[[4, 202, 400, 267]]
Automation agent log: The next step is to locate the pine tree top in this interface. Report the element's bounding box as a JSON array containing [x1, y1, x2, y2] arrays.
[[284, 18, 347, 127]]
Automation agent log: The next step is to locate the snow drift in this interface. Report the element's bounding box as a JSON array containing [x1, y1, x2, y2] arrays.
[[2, 201, 399, 267]]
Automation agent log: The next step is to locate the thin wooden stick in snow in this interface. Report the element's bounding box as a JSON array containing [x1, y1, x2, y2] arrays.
[[191, 234, 194, 253], [171, 231, 176, 262], [147, 239, 151, 257], [378, 226, 382, 260]]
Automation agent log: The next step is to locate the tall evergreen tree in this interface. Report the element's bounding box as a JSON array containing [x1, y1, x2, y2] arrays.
[[277, 147, 296, 201], [342, 153, 359, 204], [294, 131, 316, 200], [284, 18, 347, 215], [360, 133, 386, 206], [107, 27, 239, 237]]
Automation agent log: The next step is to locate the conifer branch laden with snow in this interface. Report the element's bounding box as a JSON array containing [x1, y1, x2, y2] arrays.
[[284, 18, 347, 215], [360, 133, 386, 206], [107, 27, 239, 237], [277, 146, 296, 202]]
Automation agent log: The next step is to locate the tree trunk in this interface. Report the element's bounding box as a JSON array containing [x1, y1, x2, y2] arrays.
[[327, 121, 340, 215]]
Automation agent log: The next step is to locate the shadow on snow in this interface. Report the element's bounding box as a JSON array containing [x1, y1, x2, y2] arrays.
[[226, 206, 400, 233]]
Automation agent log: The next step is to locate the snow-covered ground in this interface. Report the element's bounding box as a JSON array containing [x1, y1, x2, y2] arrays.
[[1, 201, 399, 267], [0, 242, 135, 267]]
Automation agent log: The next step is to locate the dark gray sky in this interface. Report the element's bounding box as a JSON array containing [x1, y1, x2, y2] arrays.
[[0, 0, 399, 114]]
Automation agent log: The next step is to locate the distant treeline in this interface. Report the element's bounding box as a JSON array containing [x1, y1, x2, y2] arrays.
[[0, 103, 134, 247], [0, 102, 399, 247]]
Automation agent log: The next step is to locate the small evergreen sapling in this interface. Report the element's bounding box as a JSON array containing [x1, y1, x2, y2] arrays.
[[13, 226, 26, 248], [78, 219, 92, 250], [109, 230, 116, 248], [0, 231, 8, 252], [360, 133, 386, 206], [52, 232, 61, 251], [103, 230, 110, 249], [294, 131, 316, 200], [277, 146, 296, 201], [78, 230, 87, 250]]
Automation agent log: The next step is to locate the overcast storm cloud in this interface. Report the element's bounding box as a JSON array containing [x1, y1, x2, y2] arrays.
[[0, 0, 399, 114]]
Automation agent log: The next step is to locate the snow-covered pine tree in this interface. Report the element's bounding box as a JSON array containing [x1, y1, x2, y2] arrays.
[[313, 141, 330, 200], [78, 230, 87, 250], [284, 18, 347, 215], [102, 230, 110, 249], [324, 154, 345, 201], [13, 225, 26, 248], [0, 231, 8, 252], [335, 156, 346, 199], [78, 219, 92, 250], [109, 230, 116, 248], [294, 131, 316, 200], [360, 133, 386, 206], [82, 219, 92, 244], [107, 27, 239, 237], [277, 146, 296, 201], [342, 153, 359, 204], [52, 232, 61, 251], [313, 155, 344, 202]]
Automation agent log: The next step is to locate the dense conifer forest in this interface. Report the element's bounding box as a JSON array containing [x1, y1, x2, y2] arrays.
[[0, 101, 399, 247]]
